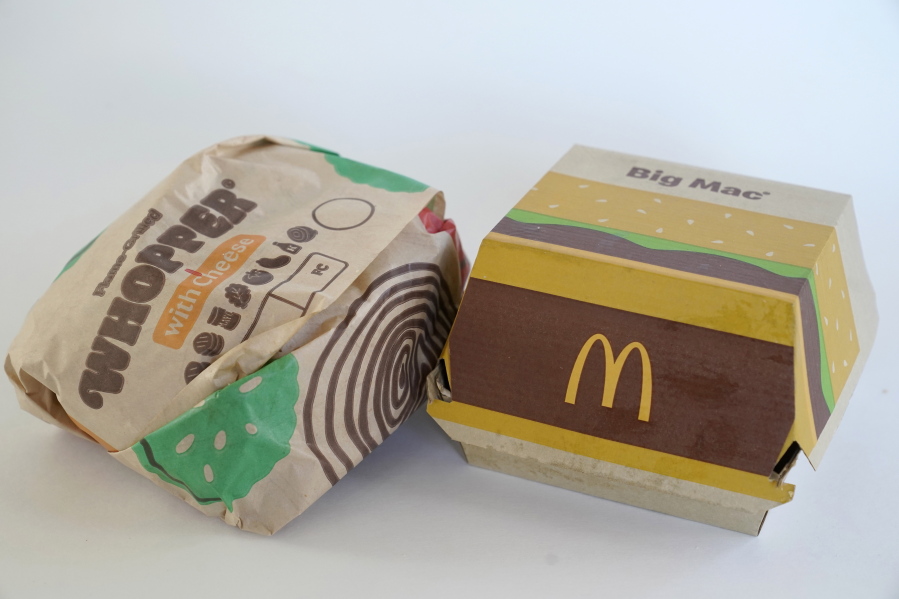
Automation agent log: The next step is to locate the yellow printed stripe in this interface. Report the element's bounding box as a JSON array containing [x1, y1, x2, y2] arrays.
[[522, 172, 832, 268], [813, 230, 859, 400], [476, 233, 797, 346], [428, 400, 794, 503]]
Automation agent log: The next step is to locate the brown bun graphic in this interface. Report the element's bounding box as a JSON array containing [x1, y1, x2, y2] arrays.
[[183, 361, 210, 383], [192, 332, 224, 356]]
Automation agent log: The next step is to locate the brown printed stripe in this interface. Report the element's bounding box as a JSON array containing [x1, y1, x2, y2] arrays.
[[493, 217, 830, 435], [448, 279, 796, 476], [797, 283, 828, 434], [350, 294, 451, 449]]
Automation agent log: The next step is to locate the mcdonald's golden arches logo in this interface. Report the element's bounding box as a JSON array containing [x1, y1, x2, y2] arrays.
[[565, 334, 653, 422]]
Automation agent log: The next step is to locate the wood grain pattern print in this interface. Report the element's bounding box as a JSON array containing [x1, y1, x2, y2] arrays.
[[303, 263, 456, 485]]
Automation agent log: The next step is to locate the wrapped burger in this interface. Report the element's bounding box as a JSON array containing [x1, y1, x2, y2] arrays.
[[5, 135, 467, 534]]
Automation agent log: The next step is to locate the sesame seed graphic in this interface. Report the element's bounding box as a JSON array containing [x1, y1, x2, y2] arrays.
[[176, 434, 194, 454], [239, 376, 262, 393]]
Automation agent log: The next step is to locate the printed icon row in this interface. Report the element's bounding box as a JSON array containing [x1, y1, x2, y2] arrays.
[[182, 226, 319, 384], [239, 227, 319, 286]]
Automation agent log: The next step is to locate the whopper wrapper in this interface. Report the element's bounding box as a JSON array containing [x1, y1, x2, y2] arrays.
[[6, 135, 466, 534]]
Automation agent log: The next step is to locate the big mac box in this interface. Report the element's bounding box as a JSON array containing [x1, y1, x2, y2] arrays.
[[426, 145, 877, 535]]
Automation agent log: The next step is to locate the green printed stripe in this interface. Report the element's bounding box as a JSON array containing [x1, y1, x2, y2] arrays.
[[808, 277, 835, 411], [506, 208, 836, 413], [295, 138, 429, 193], [325, 154, 429, 193], [507, 209, 811, 279], [55, 232, 102, 280], [293, 139, 339, 156]]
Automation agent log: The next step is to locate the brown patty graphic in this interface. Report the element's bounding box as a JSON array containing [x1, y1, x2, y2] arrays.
[[448, 278, 795, 476]]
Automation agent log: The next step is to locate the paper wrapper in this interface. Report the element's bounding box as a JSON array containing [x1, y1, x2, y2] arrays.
[[5, 135, 465, 534]]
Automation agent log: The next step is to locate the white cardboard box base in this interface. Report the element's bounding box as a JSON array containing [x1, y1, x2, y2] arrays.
[[432, 416, 789, 536]]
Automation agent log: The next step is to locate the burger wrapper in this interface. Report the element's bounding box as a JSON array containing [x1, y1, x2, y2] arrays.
[[5, 135, 465, 534]]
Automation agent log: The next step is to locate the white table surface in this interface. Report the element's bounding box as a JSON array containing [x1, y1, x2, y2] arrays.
[[1, 1, 898, 597]]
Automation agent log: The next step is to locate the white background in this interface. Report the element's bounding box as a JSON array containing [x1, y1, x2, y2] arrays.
[[1, 1, 898, 597]]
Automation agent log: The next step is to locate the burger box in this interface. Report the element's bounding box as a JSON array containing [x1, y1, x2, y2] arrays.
[[426, 145, 877, 535]]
